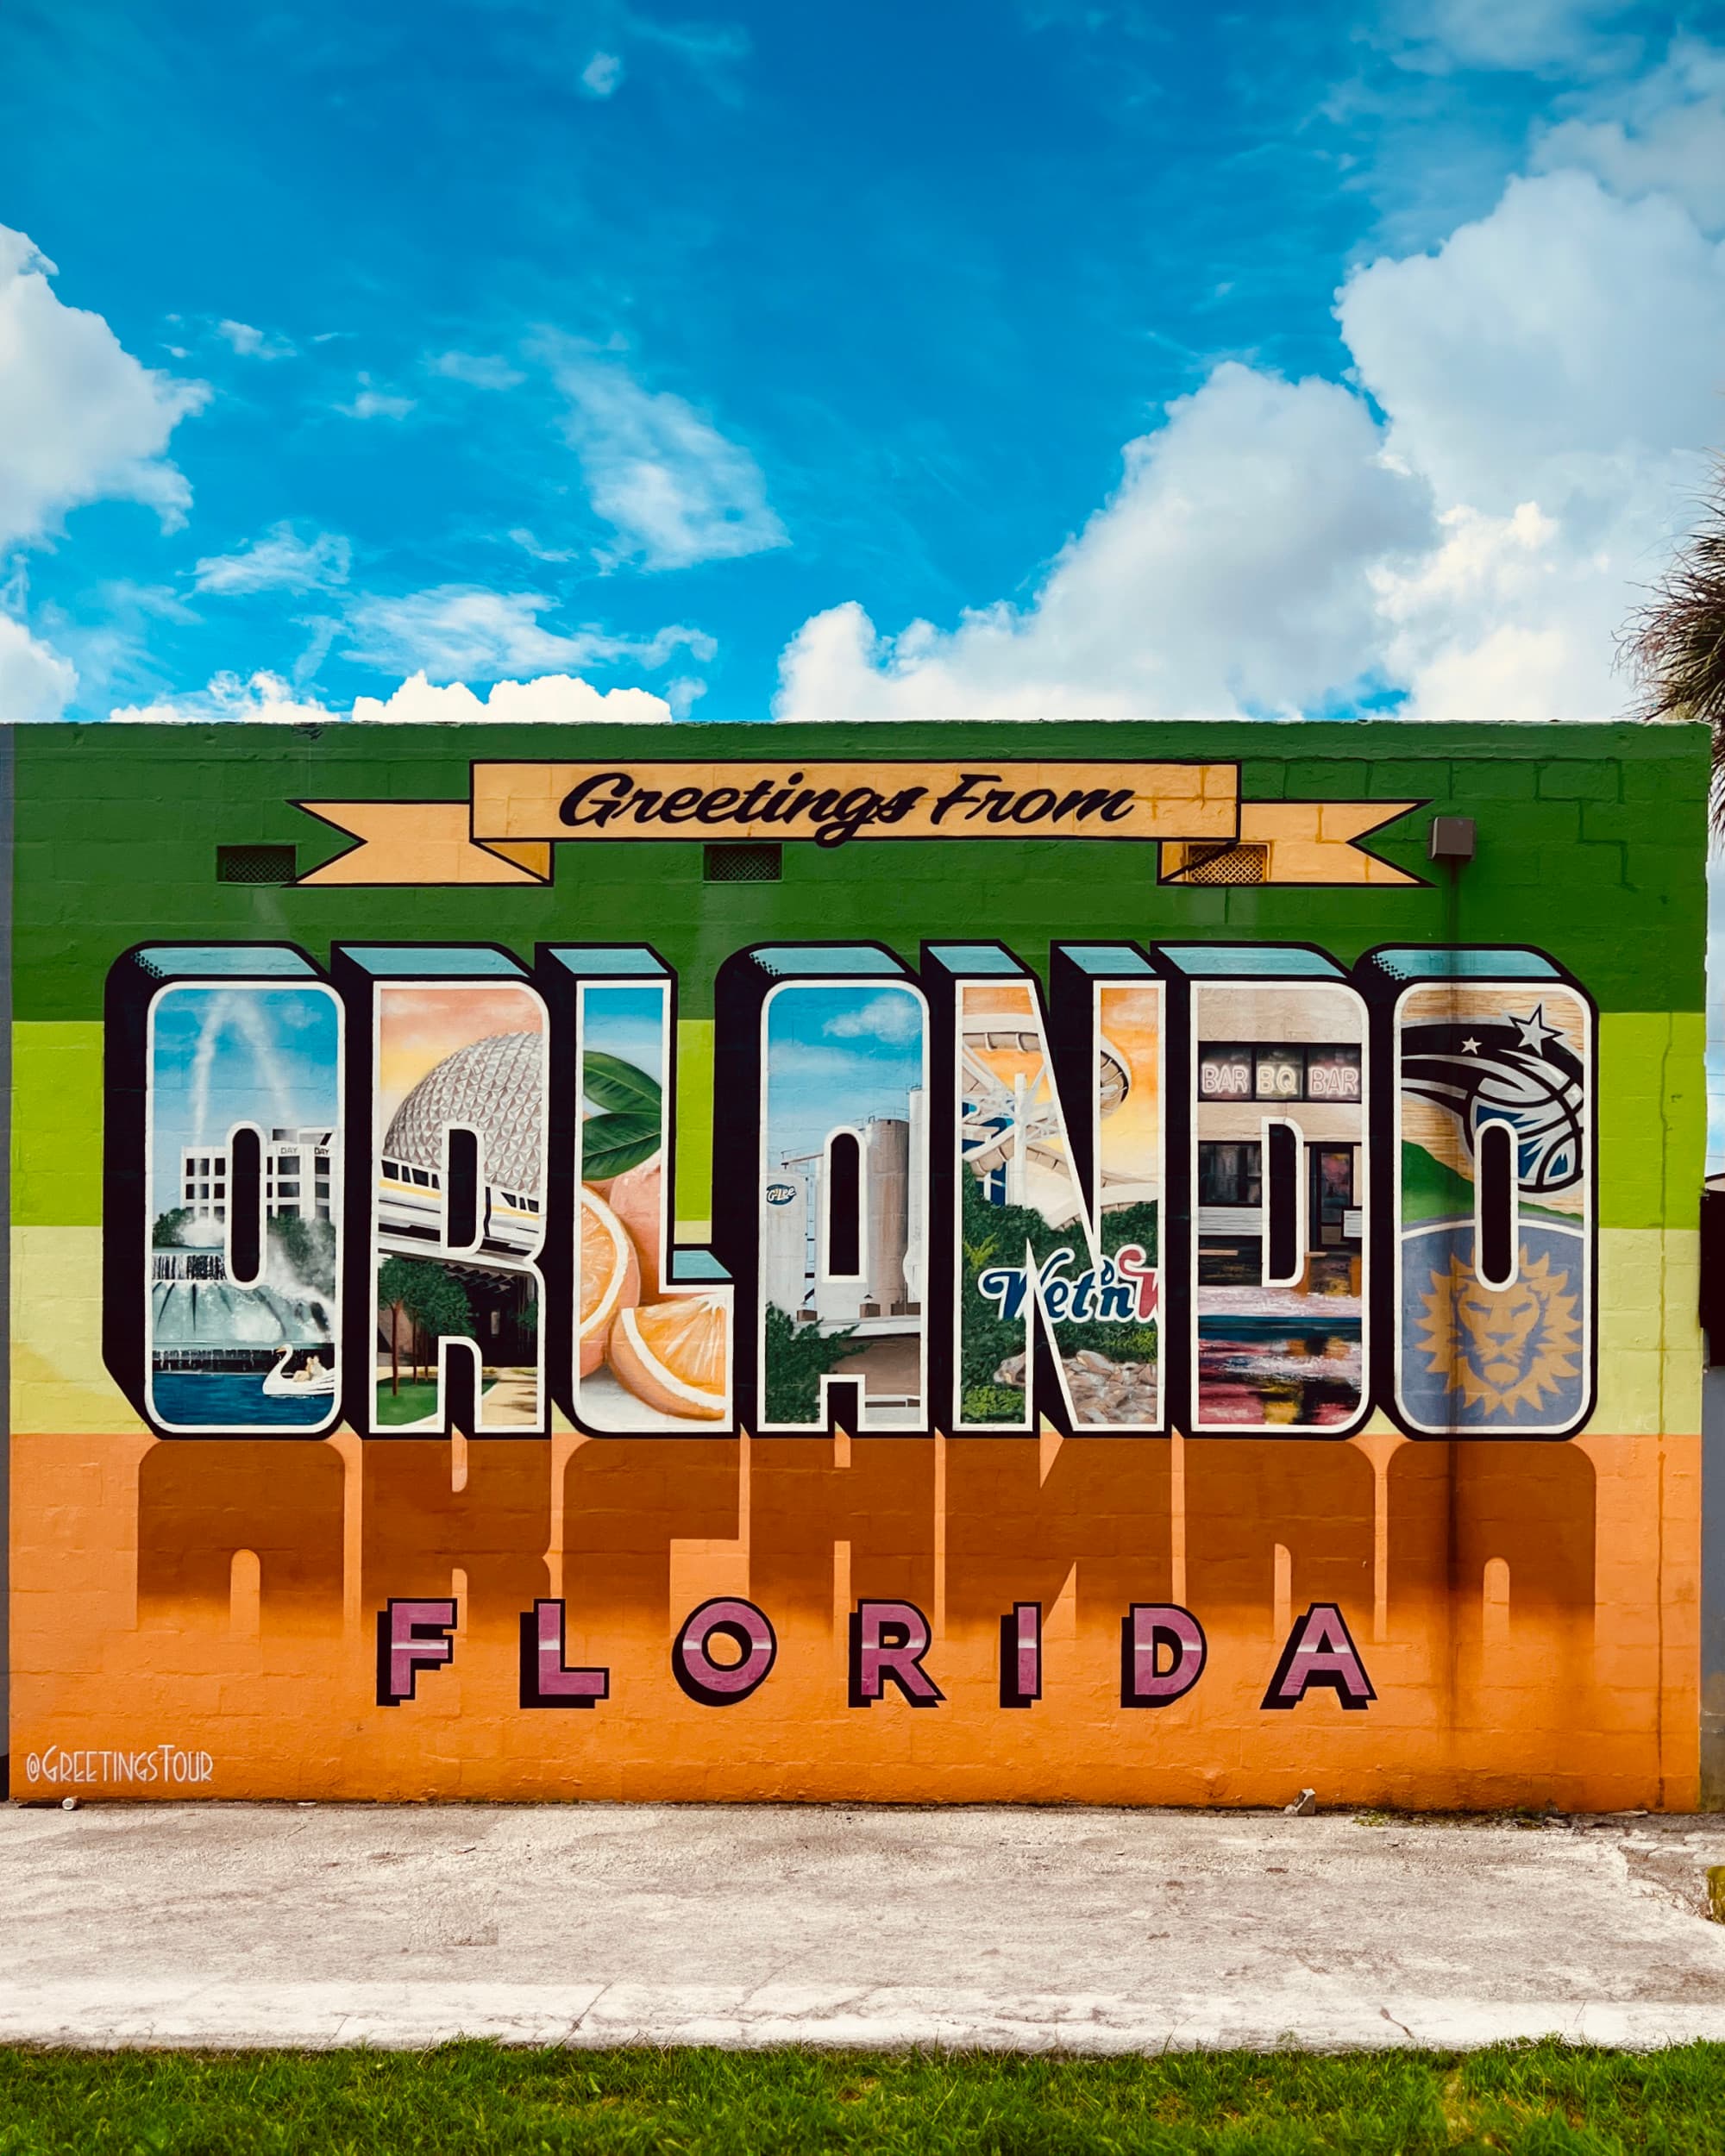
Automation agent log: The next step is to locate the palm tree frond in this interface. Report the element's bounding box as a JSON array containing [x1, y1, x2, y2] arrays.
[[1621, 454, 1725, 827]]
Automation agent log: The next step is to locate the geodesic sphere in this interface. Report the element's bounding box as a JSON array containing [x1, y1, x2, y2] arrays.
[[383, 1031, 543, 1194]]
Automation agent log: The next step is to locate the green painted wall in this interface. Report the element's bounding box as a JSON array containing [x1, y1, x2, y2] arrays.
[[12, 719, 1707, 1021], [9, 718, 1707, 1235]]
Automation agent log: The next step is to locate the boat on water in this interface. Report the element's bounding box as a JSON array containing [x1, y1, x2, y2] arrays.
[[262, 1344, 338, 1398]]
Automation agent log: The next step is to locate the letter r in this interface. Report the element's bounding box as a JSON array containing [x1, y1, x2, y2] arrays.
[[848, 1599, 944, 1708]]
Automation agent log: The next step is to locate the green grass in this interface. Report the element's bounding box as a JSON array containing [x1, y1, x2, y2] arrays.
[[3, 2042, 1725, 2154], [372, 1379, 493, 1426]]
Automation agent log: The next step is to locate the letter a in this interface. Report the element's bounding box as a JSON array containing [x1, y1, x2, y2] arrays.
[[1260, 1601, 1377, 1711]]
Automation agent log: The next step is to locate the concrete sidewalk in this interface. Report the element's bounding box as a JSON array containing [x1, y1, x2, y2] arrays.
[[5, 1803, 1725, 2052]]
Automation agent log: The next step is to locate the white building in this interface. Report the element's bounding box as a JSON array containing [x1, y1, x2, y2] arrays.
[[179, 1127, 336, 1226]]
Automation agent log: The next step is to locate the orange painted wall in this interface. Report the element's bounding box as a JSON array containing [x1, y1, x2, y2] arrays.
[[11, 1423, 1699, 1808]]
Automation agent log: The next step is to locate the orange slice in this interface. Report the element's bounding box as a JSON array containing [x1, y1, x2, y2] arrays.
[[609, 1292, 728, 1420], [579, 1186, 640, 1376]]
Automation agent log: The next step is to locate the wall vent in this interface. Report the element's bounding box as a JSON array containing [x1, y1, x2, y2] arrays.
[[216, 844, 298, 886], [704, 842, 782, 884]]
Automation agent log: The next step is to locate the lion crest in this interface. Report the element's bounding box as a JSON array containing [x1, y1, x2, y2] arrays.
[[1415, 1248, 1581, 1417]]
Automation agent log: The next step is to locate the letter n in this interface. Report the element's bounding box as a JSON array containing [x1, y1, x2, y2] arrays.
[[922, 939, 1166, 1436]]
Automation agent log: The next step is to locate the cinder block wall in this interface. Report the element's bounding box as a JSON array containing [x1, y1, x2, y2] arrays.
[[4, 718, 1710, 1807]]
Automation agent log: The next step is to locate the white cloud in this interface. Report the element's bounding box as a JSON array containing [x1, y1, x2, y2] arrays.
[[429, 349, 525, 390], [110, 667, 675, 724], [0, 608, 77, 721], [1341, 166, 1725, 721], [1339, 170, 1725, 507], [777, 365, 1431, 722], [0, 224, 208, 549], [580, 50, 624, 96], [193, 522, 352, 595], [341, 583, 715, 680], [352, 672, 674, 723], [775, 93, 1725, 729], [1532, 38, 1725, 232], [508, 526, 578, 562], [336, 373, 416, 420], [216, 319, 296, 360], [1396, 0, 1638, 73], [541, 341, 787, 568], [825, 992, 923, 1044], [110, 669, 334, 724]]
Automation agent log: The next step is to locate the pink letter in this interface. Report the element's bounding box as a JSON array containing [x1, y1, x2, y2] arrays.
[[1261, 1602, 1377, 1711], [849, 1599, 944, 1708], [376, 1598, 456, 1705], [1000, 1601, 1042, 1708], [518, 1600, 609, 1709], [672, 1598, 777, 1707], [1120, 1604, 1208, 1707]]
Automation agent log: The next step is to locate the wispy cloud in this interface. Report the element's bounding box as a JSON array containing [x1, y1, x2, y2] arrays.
[[1390, 0, 1640, 76], [824, 993, 925, 1044], [541, 339, 787, 569], [580, 50, 624, 97], [216, 318, 297, 360], [508, 526, 579, 563], [335, 373, 416, 420], [193, 521, 352, 595], [428, 349, 525, 390], [341, 582, 715, 680], [622, 9, 749, 76]]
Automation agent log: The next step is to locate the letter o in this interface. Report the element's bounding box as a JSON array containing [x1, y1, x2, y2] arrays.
[[672, 1597, 777, 1708]]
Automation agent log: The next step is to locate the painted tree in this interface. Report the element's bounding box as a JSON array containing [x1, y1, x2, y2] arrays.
[[1623, 458, 1725, 822], [152, 1206, 195, 1249], [377, 1257, 474, 1392]]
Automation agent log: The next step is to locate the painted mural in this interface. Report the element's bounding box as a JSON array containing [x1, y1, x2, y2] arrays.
[[364, 962, 549, 1435], [947, 949, 1163, 1436], [16, 719, 1708, 1810], [575, 968, 732, 1432], [147, 975, 342, 1434], [1176, 947, 1369, 1436], [1365, 949, 1593, 1440], [756, 970, 928, 1433], [105, 935, 1596, 1447]]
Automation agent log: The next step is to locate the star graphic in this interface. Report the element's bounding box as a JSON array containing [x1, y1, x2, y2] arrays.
[[1510, 1006, 1561, 1055], [1460, 1036, 1481, 1054]]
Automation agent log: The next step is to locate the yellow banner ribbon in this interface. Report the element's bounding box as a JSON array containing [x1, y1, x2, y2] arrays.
[[293, 761, 1422, 888]]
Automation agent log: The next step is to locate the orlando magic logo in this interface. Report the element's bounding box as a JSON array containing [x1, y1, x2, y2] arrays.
[[1400, 1006, 1584, 1194]]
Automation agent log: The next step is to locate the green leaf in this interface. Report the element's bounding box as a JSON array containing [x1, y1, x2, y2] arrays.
[[582, 1111, 662, 1181], [582, 1050, 662, 1116]]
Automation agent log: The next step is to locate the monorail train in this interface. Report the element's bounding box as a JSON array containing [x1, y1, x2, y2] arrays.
[[375, 1156, 543, 1264]]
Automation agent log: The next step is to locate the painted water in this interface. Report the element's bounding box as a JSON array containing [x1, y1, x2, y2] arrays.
[[149, 1372, 332, 1427], [151, 1250, 332, 1354]]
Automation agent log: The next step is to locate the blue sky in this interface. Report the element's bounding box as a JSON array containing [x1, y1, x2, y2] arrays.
[[0, 1, 1722, 725], [581, 984, 666, 1109], [150, 987, 341, 1212], [766, 986, 925, 1170]]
